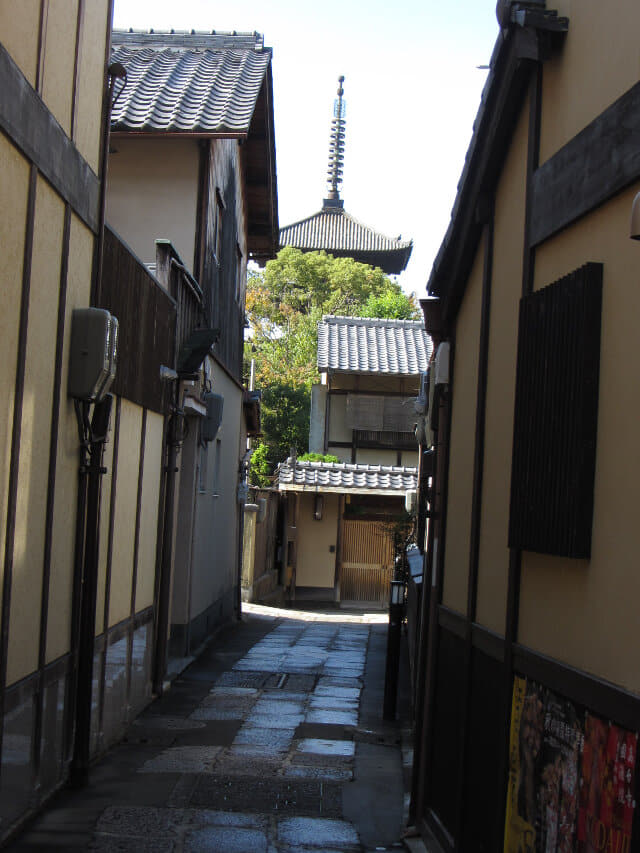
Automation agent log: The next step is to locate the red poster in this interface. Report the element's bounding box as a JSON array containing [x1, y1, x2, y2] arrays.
[[577, 715, 637, 853]]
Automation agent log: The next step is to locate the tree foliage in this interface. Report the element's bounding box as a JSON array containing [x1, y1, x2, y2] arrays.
[[245, 248, 420, 477]]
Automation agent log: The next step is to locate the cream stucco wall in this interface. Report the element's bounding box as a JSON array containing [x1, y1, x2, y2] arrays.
[[0, 136, 29, 610], [327, 395, 351, 444], [518, 185, 640, 694], [135, 411, 164, 612], [6, 178, 64, 684], [356, 448, 400, 467], [47, 214, 95, 663], [108, 399, 143, 627], [295, 493, 339, 589], [106, 138, 200, 273], [0, 0, 41, 87], [441, 242, 484, 616], [73, 0, 110, 173], [189, 363, 243, 621], [540, 0, 640, 164], [474, 97, 529, 635], [40, 0, 77, 136]]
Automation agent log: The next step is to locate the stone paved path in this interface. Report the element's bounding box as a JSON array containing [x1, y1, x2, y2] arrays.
[[9, 605, 409, 852]]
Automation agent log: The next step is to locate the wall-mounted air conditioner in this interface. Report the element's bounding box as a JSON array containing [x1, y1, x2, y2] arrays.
[[68, 308, 118, 402]]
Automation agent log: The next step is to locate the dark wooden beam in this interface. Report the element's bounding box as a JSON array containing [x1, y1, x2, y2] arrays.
[[530, 81, 640, 247], [0, 43, 100, 233]]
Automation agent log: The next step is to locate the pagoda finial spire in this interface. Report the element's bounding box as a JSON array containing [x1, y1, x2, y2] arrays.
[[324, 75, 346, 209]]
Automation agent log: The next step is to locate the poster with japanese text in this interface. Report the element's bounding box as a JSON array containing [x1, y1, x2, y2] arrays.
[[576, 715, 637, 853], [505, 677, 637, 852]]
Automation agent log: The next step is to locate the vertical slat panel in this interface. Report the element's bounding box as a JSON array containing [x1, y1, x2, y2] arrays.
[[508, 263, 602, 558], [100, 227, 176, 414], [340, 520, 394, 604]]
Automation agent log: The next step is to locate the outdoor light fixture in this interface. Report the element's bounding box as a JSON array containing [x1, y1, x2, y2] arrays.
[[630, 191, 640, 239], [390, 579, 404, 606]]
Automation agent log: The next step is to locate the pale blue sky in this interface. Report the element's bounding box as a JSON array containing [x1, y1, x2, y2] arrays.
[[112, 1, 500, 297]]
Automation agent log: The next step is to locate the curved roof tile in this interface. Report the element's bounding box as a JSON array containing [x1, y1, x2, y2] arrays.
[[110, 31, 271, 135], [317, 315, 432, 375], [277, 460, 418, 494]]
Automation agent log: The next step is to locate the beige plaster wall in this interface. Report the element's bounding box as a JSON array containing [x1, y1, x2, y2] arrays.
[[6, 178, 64, 684], [540, 0, 640, 163], [441, 243, 484, 616], [519, 185, 640, 694], [108, 399, 142, 627], [40, 0, 77, 136], [189, 364, 243, 620], [296, 493, 339, 589], [73, 0, 110, 173], [47, 214, 95, 663], [474, 97, 529, 635], [0, 0, 41, 87], [0, 136, 29, 608], [106, 138, 200, 273], [327, 395, 351, 444], [135, 411, 164, 612], [356, 448, 400, 467], [401, 450, 419, 467]]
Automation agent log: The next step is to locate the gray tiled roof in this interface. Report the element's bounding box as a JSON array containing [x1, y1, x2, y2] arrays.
[[317, 315, 432, 375], [277, 460, 417, 495], [280, 206, 413, 274], [110, 30, 271, 135]]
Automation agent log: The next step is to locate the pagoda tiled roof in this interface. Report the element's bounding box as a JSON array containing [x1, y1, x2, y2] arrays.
[[279, 204, 413, 275]]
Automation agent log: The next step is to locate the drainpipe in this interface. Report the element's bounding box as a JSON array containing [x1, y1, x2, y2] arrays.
[[153, 381, 182, 695], [70, 395, 113, 786]]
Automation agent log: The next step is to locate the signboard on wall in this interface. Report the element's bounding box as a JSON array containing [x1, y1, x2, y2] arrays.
[[504, 676, 637, 853]]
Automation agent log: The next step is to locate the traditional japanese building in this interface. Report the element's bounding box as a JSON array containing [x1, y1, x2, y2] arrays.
[[279, 77, 413, 275]]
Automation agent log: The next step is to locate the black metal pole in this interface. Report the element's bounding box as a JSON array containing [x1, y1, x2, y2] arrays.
[[383, 589, 404, 722], [153, 390, 180, 695], [70, 395, 112, 786]]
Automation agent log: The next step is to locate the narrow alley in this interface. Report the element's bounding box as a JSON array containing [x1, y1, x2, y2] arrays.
[[9, 606, 411, 853]]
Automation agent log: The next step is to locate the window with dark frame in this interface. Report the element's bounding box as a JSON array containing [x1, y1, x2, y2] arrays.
[[508, 262, 603, 559], [235, 242, 243, 304], [213, 189, 224, 268]]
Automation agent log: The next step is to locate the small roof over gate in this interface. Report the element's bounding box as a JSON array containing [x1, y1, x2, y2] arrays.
[[277, 460, 417, 496]]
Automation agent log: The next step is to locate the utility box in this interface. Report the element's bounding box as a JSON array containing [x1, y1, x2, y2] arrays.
[[68, 308, 118, 402]]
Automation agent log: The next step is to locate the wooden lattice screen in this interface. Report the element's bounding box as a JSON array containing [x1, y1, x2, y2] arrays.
[[508, 262, 602, 558]]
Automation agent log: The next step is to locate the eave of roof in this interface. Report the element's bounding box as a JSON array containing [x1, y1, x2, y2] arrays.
[[426, 8, 568, 325], [280, 207, 413, 275], [110, 29, 279, 260]]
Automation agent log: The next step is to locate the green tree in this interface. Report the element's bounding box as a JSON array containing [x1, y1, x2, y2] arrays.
[[245, 248, 420, 476]]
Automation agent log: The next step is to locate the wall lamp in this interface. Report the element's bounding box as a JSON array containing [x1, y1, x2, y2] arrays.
[[630, 191, 640, 240]]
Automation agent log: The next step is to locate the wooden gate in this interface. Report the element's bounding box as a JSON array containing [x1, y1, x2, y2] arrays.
[[339, 520, 394, 606]]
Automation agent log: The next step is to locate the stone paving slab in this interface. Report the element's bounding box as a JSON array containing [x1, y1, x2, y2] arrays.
[[8, 608, 410, 853]]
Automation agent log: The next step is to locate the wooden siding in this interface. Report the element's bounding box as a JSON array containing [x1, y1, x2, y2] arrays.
[[100, 226, 176, 414], [201, 139, 246, 380]]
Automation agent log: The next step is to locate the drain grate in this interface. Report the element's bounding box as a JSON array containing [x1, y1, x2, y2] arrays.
[[188, 775, 343, 817], [214, 671, 267, 689]]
